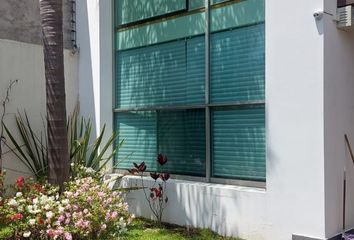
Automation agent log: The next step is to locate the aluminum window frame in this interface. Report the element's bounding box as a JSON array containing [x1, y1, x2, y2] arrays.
[[113, 0, 266, 187]]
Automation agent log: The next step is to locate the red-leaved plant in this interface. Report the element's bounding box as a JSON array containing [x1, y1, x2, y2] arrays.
[[128, 154, 170, 223]]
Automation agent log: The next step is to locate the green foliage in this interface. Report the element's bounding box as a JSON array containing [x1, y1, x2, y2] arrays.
[[0, 176, 133, 239], [4, 111, 123, 181], [67, 112, 124, 179], [0, 224, 13, 240], [3, 112, 47, 181], [120, 218, 242, 240]]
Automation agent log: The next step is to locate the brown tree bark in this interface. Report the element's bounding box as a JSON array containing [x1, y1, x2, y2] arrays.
[[39, 0, 69, 189]]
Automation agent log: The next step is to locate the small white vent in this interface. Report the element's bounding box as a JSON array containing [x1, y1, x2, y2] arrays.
[[337, 5, 354, 29]]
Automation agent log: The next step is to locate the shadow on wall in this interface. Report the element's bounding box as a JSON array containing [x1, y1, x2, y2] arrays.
[[120, 176, 267, 239], [122, 178, 239, 236]]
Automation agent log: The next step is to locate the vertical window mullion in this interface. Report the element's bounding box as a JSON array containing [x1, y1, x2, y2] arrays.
[[205, 0, 211, 182]]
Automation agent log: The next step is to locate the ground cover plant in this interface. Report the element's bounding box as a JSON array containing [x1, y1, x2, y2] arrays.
[[121, 218, 242, 240]]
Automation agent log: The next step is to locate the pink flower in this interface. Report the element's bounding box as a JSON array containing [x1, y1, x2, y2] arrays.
[[65, 192, 73, 198], [124, 202, 129, 210], [74, 220, 83, 228], [105, 212, 110, 221], [111, 211, 118, 220], [55, 227, 64, 235], [83, 221, 90, 228], [64, 232, 72, 240], [101, 224, 107, 231], [58, 215, 65, 222], [47, 229, 55, 238]]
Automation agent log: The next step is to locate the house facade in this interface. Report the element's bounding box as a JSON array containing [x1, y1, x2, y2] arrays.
[[1, 0, 354, 239]]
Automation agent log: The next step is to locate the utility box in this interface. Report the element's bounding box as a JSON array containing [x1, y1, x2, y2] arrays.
[[337, 5, 354, 29]]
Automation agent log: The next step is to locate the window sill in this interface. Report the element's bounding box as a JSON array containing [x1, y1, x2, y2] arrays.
[[108, 171, 266, 192]]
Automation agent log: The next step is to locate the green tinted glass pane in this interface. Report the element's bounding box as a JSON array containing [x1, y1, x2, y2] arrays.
[[115, 112, 157, 171], [212, 106, 265, 181], [158, 109, 206, 176], [117, 12, 205, 50], [189, 0, 204, 9], [211, 23, 265, 103], [116, 38, 205, 108], [115, 110, 206, 176], [116, 0, 186, 25], [211, 0, 265, 32]]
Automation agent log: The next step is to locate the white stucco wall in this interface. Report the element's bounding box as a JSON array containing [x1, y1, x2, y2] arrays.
[[266, 0, 325, 239], [76, 0, 114, 169], [323, 1, 354, 238], [78, 0, 327, 239], [0, 39, 79, 183]]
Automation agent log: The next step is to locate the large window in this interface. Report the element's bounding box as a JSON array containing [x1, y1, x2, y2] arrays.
[[114, 0, 265, 183]]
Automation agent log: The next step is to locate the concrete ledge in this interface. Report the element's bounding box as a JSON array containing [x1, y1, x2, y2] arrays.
[[293, 235, 323, 240], [293, 229, 354, 240], [108, 174, 267, 239]]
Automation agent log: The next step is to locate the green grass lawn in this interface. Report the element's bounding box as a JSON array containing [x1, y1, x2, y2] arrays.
[[0, 218, 243, 240], [121, 218, 242, 240]]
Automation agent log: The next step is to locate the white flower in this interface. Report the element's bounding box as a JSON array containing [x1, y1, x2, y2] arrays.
[[40, 195, 48, 203], [18, 206, 24, 212], [27, 205, 33, 212], [46, 211, 54, 219], [58, 206, 65, 213], [44, 204, 51, 210], [8, 199, 18, 207], [16, 192, 23, 198], [70, 162, 75, 167], [85, 167, 95, 174], [33, 198, 38, 205], [23, 231, 31, 238], [61, 199, 69, 205], [29, 219, 36, 225]]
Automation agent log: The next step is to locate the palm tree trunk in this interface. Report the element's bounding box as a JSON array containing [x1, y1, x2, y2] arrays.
[[39, 0, 69, 188]]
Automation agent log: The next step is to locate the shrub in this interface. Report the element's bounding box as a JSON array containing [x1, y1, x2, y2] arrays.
[[127, 154, 170, 223], [4, 111, 123, 181], [0, 176, 133, 239]]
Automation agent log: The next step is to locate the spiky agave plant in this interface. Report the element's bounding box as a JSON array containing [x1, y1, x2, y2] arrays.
[[4, 111, 125, 181], [67, 111, 125, 178], [3, 111, 47, 181]]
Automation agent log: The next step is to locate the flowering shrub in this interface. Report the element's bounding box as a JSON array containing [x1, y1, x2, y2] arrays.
[[70, 163, 102, 180], [128, 154, 170, 222], [0, 176, 133, 239]]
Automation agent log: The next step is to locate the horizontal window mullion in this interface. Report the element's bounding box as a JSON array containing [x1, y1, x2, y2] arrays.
[[113, 101, 265, 112]]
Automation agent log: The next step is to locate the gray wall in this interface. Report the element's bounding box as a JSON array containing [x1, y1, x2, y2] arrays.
[[0, 0, 73, 49]]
